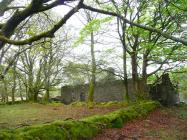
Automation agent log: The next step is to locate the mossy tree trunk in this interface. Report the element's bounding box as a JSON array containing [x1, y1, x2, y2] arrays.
[[88, 31, 96, 104], [45, 88, 50, 101], [43, 51, 51, 102], [142, 53, 148, 84], [18, 78, 23, 101], [0, 0, 50, 49], [27, 75, 39, 102], [24, 75, 29, 101], [116, 17, 130, 102], [130, 33, 140, 100], [0, 0, 14, 17], [131, 50, 138, 97], [123, 47, 129, 102], [141, 53, 149, 97], [44, 79, 50, 102], [33, 91, 38, 102], [2, 78, 8, 102], [28, 87, 39, 102], [28, 74, 34, 101], [1, 81, 6, 102], [11, 61, 17, 103]]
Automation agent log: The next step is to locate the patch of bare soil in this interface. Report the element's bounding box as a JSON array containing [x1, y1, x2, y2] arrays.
[[93, 107, 187, 140]]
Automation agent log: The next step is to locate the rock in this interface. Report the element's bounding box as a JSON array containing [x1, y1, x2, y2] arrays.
[[51, 96, 63, 102], [149, 73, 180, 106]]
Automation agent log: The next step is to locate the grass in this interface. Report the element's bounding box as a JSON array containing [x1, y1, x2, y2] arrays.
[[167, 104, 187, 120], [0, 101, 159, 140], [0, 102, 125, 129], [0, 103, 39, 128]]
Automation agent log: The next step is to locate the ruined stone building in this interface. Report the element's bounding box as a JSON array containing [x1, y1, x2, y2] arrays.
[[61, 80, 131, 104], [149, 74, 180, 106], [59, 73, 180, 106]]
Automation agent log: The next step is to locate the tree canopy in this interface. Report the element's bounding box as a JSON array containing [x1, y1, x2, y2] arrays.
[[0, 0, 187, 47], [0, 0, 187, 103]]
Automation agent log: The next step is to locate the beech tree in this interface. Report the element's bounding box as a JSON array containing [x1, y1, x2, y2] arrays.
[[0, 0, 187, 103], [0, 0, 187, 48]]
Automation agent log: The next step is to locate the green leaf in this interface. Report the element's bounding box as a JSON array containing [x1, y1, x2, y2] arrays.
[[73, 17, 113, 47]]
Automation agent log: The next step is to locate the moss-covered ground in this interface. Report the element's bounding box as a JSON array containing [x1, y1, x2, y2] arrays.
[[0, 102, 124, 129], [0, 101, 159, 140], [93, 104, 187, 140]]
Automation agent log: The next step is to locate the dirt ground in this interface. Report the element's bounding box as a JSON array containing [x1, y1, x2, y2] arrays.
[[93, 105, 187, 140]]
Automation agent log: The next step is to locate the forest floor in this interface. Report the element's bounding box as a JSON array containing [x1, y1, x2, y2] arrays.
[[0, 102, 187, 140], [93, 105, 187, 140], [0, 102, 123, 129]]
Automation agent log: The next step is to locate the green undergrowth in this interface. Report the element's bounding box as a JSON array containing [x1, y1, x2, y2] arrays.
[[47, 102, 65, 107], [169, 104, 187, 120], [70, 101, 128, 107], [0, 101, 160, 140], [0, 100, 29, 105]]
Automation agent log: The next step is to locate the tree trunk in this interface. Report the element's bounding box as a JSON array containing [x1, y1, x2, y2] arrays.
[[11, 81, 15, 103], [122, 45, 129, 102], [142, 53, 148, 86], [44, 86, 50, 102], [131, 50, 138, 98], [88, 32, 96, 104], [11, 62, 16, 103], [28, 87, 38, 102], [28, 87, 33, 101], [44, 75, 50, 102], [19, 90, 23, 102], [25, 84, 28, 101], [1, 85, 5, 102], [118, 17, 130, 102], [27, 70, 34, 101], [0, 0, 14, 17], [140, 53, 149, 98], [33, 92, 38, 102], [0, 1, 44, 49], [18, 79, 23, 101], [2, 78, 8, 103]]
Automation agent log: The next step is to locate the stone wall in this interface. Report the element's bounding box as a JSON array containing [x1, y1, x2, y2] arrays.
[[61, 80, 135, 104]]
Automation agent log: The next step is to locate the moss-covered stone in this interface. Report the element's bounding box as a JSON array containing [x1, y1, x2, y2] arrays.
[[111, 117, 123, 128], [0, 101, 160, 140]]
